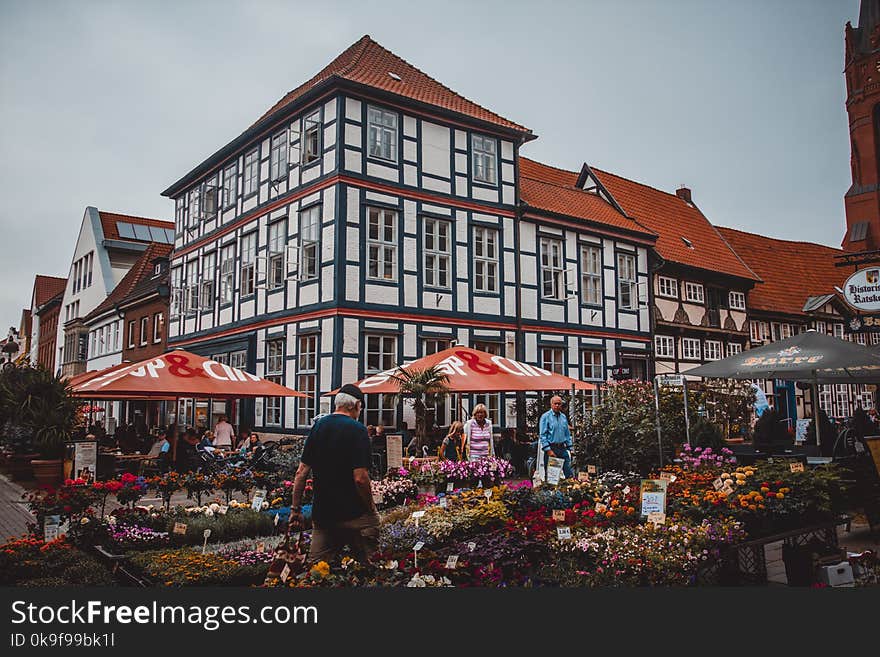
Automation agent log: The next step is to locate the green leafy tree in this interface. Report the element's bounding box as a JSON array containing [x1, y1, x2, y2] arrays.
[[389, 367, 450, 451]]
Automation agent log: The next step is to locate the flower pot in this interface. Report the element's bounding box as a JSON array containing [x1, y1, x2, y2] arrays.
[[30, 458, 63, 488], [8, 453, 39, 481]]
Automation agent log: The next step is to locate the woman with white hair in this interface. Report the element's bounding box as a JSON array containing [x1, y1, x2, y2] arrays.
[[464, 404, 494, 461]]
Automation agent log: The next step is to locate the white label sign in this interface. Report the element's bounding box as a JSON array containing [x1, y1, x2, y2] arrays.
[[445, 555, 458, 569], [546, 466, 562, 485], [413, 541, 424, 552], [439, 497, 448, 508], [556, 526, 572, 540], [467, 541, 476, 552], [447, 482, 454, 492], [411, 510, 426, 519], [843, 268, 880, 312]]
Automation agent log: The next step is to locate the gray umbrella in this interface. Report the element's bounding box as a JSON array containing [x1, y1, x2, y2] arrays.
[[686, 330, 880, 383]]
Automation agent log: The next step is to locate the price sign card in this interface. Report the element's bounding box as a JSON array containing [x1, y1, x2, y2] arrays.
[[411, 510, 426, 519], [445, 555, 459, 569], [173, 522, 188, 535], [546, 466, 562, 485], [577, 472, 590, 482], [252, 488, 267, 512], [447, 482, 454, 492], [280, 564, 291, 583], [659, 472, 676, 483], [587, 465, 598, 475], [556, 526, 572, 540], [640, 479, 667, 516], [712, 477, 724, 491], [43, 516, 60, 543], [467, 541, 476, 552], [647, 512, 666, 525], [219, 505, 228, 515], [552, 510, 566, 521], [484, 489, 493, 499], [413, 541, 425, 552], [256, 541, 265, 553], [789, 462, 804, 473], [439, 497, 448, 508]]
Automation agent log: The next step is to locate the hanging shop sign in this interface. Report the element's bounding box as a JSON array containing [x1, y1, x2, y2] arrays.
[[843, 268, 880, 313], [844, 314, 880, 333]]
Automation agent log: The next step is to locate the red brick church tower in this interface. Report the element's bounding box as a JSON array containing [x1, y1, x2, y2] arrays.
[[843, 0, 880, 252]]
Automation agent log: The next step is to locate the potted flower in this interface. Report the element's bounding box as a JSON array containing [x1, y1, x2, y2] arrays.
[[0, 364, 81, 487]]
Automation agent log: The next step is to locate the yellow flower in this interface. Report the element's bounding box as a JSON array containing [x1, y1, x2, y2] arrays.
[[310, 561, 330, 577]]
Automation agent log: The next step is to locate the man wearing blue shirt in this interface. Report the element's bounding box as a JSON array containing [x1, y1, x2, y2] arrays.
[[539, 396, 573, 479]]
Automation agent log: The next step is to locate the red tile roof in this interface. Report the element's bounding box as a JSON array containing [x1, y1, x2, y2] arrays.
[[717, 227, 845, 317], [590, 168, 760, 281], [256, 35, 531, 134], [32, 275, 67, 308], [99, 211, 173, 242], [519, 157, 655, 236], [84, 243, 172, 322]]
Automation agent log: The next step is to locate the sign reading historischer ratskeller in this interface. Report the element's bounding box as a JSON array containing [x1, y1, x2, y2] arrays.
[[844, 268, 880, 313]]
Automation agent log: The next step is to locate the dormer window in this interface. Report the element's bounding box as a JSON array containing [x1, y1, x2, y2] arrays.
[[153, 263, 162, 276]]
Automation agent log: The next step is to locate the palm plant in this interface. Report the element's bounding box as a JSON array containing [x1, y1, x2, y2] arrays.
[[389, 366, 450, 452]]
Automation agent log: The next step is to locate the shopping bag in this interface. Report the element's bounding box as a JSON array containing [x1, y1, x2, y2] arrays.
[[263, 526, 307, 586]]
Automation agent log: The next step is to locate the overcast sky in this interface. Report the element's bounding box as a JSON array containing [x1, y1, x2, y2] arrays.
[[0, 0, 862, 328]]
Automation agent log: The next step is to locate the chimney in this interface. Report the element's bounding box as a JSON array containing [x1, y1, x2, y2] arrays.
[[676, 186, 692, 204]]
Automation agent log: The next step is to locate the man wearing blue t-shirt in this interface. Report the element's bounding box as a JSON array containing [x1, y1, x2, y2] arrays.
[[539, 396, 573, 479], [291, 383, 379, 565]]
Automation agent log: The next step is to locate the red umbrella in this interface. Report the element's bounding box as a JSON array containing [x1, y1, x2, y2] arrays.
[[71, 349, 306, 399], [328, 346, 596, 395], [66, 361, 132, 388]]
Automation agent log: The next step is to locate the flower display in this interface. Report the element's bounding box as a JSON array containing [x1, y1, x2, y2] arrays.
[[108, 525, 169, 549]]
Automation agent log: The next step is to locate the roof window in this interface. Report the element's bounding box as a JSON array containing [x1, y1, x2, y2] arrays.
[[681, 237, 694, 249]]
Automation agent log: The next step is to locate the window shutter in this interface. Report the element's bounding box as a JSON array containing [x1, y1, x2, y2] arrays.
[[288, 121, 301, 169]]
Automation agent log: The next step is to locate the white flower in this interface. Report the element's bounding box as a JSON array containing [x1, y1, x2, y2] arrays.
[[204, 509, 214, 517], [261, 501, 269, 509], [407, 575, 426, 587], [209, 503, 220, 512], [386, 560, 399, 570]]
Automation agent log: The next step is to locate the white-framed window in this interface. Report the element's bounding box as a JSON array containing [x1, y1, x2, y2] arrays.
[[302, 110, 321, 164], [223, 162, 237, 209], [726, 342, 742, 357], [367, 207, 397, 280], [782, 323, 793, 339], [243, 149, 259, 196], [229, 349, 247, 369], [771, 322, 782, 342], [367, 106, 397, 162], [423, 338, 451, 356], [729, 291, 746, 310], [541, 347, 564, 374], [617, 252, 637, 310], [200, 252, 215, 310], [472, 134, 497, 184], [240, 232, 256, 297], [658, 275, 678, 298], [581, 245, 602, 305], [170, 267, 182, 317], [704, 340, 722, 361], [473, 226, 498, 293], [220, 244, 235, 304], [104, 325, 111, 354], [423, 218, 452, 289], [582, 350, 603, 380], [270, 131, 288, 181], [188, 187, 201, 228], [175, 197, 186, 235], [139, 316, 149, 347], [860, 385, 875, 410], [835, 384, 851, 417], [682, 338, 701, 360], [833, 323, 844, 339], [89, 331, 96, 359], [153, 313, 164, 343], [540, 238, 564, 300], [365, 334, 397, 427], [818, 385, 832, 413], [815, 320, 827, 334], [857, 332, 867, 346], [112, 321, 119, 351], [750, 320, 768, 343], [265, 339, 284, 427], [684, 282, 704, 303], [268, 220, 286, 290], [186, 261, 200, 313], [296, 335, 317, 427], [366, 335, 397, 372], [299, 206, 320, 281], [655, 335, 675, 358]]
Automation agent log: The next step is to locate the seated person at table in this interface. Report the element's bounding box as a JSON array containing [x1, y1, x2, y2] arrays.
[[174, 428, 201, 472], [235, 430, 251, 451]]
